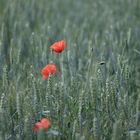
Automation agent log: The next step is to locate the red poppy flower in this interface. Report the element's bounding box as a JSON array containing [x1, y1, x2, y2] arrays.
[[33, 118, 51, 132], [50, 40, 66, 53], [41, 64, 57, 80]]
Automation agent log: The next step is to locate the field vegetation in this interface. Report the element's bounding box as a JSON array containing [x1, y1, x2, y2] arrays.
[[0, 0, 140, 139]]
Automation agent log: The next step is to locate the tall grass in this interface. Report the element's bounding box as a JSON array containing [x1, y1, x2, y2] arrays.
[[0, 0, 140, 139]]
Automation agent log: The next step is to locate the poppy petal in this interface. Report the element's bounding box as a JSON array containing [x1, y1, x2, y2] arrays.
[[41, 67, 49, 80], [41, 118, 51, 129], [46, 64, 57, 74], [33, 122, 43, 132]]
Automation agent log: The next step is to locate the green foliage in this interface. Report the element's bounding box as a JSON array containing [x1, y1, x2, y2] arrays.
[[0, 0, 140, 139]]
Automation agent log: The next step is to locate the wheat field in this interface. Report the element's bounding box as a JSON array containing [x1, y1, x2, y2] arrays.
[[0, 0, 140, 140]]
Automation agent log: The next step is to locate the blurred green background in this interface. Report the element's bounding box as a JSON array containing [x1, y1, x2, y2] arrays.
[[0, 0, 140, 139]]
